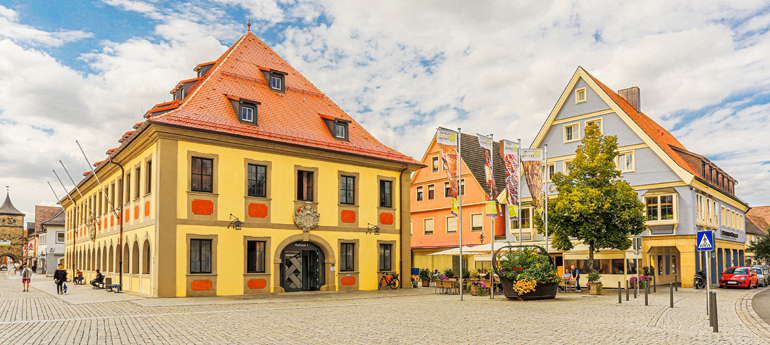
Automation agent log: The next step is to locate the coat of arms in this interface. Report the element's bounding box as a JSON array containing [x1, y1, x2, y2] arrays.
[[294, 206, 320, 232]]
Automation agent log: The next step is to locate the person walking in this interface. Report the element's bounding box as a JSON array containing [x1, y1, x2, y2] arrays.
[[20, 264, 32, 292], [53, 264, 68, 295], [571, 265, 581, 292]]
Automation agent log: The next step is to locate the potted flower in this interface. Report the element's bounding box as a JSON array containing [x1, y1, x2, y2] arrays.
[[587, 271, 602, 295], [493, 245, 561, 300], [419, 268, 432, 287], [471, 280, 487, 296], [630, 275, 652, 289]]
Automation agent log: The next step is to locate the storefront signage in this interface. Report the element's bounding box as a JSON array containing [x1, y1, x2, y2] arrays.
[[720, 229, 738, 239], [0, 240, 11, 246]]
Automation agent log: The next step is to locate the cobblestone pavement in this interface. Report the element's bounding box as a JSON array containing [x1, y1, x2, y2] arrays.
[[1, 273, 770, 344]]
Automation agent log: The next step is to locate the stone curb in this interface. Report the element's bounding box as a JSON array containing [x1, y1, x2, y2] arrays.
[[736, 288, 770, 343]]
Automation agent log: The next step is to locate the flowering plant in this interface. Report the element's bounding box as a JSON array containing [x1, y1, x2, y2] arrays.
[[497, 247, 561, 285], [512, 278, 537, 295], [630, 275, 652, 288], [472, 280, 487, 296]]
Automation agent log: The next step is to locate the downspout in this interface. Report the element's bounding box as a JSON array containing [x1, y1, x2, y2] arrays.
[[399, 164, 409, 288]]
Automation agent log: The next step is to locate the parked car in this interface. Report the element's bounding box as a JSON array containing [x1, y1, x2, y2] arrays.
[[720, 267, 758, 289], [751, 267, 769, 287]]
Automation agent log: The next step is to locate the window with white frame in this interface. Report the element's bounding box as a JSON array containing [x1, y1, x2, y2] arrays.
[[547, 163, 555, 181], [616, 151, 635, 173], [424, 218, 434, 234], [56, 232, 64, 243], [471, 213, 483, 231], [575, 88, 587, 103], [564, 124, 580, 143], [564, 160, 573, 175], [446, 216, 457, 233], [521, 208, 531, 228], [645, 195, 676, 222]]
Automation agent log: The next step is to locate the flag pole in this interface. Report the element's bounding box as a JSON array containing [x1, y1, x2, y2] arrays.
[[53, 170, 79, 279], [457, 128, 463, 301], [489, 134, 495, 300]]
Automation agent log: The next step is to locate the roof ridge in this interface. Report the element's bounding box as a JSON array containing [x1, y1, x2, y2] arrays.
[[0, 192, 24, 216]]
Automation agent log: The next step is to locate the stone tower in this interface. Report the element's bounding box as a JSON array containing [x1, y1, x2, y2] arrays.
[[0, 191, 25, 265]]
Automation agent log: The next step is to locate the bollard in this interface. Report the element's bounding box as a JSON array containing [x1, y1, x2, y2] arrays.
[[653, 274, 657, 293], [618, 281, 622, 304], [669, 283, 674, 308], [645, 282, 649, 306], [626, 280, 629, 301], [711, 291, 719, 332], [634, 281, 638, 298], [675, 275, 678, 292]]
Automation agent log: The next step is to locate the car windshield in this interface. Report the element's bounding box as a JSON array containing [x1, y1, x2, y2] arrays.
[[724, 268, 749, 275], [753, 268, 763, 274]]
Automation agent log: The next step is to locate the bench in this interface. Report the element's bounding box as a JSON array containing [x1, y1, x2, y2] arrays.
[[92, 281, 105, 290], [106, 284, 122, 293]]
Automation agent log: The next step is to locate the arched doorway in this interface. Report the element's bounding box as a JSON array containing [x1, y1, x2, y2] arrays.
[[280, 241, 326, 292]]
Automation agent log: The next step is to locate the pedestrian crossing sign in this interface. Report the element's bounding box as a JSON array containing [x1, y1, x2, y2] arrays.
[[697, 231, 714, 251]]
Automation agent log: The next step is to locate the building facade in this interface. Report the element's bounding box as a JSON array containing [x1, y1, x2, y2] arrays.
[[61, 29, 421, 297], [514, 67, 748, 288], [410, 133, 506, 274], [37, 209, 65, 274], [0, 192, 25, 266]]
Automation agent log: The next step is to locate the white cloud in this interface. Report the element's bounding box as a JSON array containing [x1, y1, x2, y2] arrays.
[[0, 5, 93, 47]]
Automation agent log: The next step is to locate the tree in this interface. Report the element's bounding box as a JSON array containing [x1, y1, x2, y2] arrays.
[[748, 234, 770, 264], [536, 123, 646, 272]]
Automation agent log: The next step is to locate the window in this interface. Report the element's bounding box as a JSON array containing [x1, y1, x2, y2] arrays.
[[471, 213, 483, 231], [246, 241, 265, 273], [460, 179, 465, 195], [190, 239, 212, 274], [380, 180, 392, 208], [513, 231, 531, 241], [135, 167, 141, 199], [431, 156, 439, 172], [672, 255, 676, 274], [521, 208, 531, 228], [424, 218, 434, 234], [646, 195, 675, 222], [446, 217, 457, 233], [146, 161, 152, 194], [575, 88, 586, 103], [547, 163, 555, 181], [191, 157, 213, 193], [340, 243, 355, 272], [379, 244, 392, 271], [428, 184, 435, 200], [334, 123, 348, 140], [444, 182, 451, 197], [340, 175, 355, 205], [270, 75, 282, 90], [564, 124, 579, 142], [416, 186, 423, 201], [564, 161, 573, 175], [241, 106, 254, 122], [657, 255, 663, 275], [616, 151, 634, 172], [296, 170, 314, 201], [56, 232, 64, 243], [248, 164, 267, 197], [586, 118, 602, 134], [721, 207, 726, 226], [665, 255, 670, 274], [125, 172, 131, 202]]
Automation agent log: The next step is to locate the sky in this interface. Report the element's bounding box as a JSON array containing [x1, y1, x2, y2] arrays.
[[1, 0, 769, 225]]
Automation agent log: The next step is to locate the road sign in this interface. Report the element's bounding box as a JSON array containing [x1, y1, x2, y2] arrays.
[[697, 231, 714, 251]]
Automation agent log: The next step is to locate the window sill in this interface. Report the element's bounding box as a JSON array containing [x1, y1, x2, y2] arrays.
[[423, 232, 434, 235], [646, 219, 678, 226], [186, 273, 217, 276], [143, 192, 152, 198], [564, 139, 580, 144], [338, 203, 358, 207], [378, 206, 395, 210], [188, 191, 218, 196], [295, 200, 318, 204], [246, 196, 271, 200]]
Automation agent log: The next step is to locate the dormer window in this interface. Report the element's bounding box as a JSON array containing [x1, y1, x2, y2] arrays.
[[334, 123, 347, 139], [270, 75, 282, 90], [241, 106, 254, 122]]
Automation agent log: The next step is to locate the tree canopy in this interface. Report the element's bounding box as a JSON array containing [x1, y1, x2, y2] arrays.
[[748, 234, 770, 264], [536, 123, 646, 272]]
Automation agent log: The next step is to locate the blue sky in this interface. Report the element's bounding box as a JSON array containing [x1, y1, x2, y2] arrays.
[[1, 0, 769, 223]]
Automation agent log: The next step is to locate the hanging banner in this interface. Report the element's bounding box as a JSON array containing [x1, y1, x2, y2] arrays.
[[477, 134, 498, 217], [437, 128, 459, 216], [502, 140, 520, 220], [0, 240, 10, 246], [521, 148, 545, 215]]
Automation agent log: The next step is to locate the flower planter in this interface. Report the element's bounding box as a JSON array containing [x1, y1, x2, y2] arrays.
[[589, 283, 602, 295], [422, 280, 430, 287], [499, 278, 558, 300]]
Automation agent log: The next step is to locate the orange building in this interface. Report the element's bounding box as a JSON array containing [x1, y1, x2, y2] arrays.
[[411, 133, 506, 274]]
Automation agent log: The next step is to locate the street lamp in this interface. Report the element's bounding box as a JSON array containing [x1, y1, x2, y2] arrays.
[[228, 214, 242, 230]]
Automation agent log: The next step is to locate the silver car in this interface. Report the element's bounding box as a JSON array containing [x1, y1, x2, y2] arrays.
[[751, 266, 769, 287]]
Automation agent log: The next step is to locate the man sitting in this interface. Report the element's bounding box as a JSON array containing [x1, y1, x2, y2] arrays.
[[90, 270, 104, 288], [75, 270, 84, 285]]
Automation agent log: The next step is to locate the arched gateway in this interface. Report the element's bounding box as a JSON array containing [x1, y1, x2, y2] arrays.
[[273, 234, 335, 293]]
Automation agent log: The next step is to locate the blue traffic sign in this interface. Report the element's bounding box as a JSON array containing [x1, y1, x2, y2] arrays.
[[697, 231, 714, 251]]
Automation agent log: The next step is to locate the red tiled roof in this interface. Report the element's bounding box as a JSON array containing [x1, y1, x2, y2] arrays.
[[35, 205, 61, 232], [93, 161, 104, 167], [149, 31, 419, 166], [583, 70, 698, 177], [749, 207, 770, 225], [194, 61, 215, 70], [747, 214, 770, 235], [133, 122, 143, 129], [106, 148, 117, 154]]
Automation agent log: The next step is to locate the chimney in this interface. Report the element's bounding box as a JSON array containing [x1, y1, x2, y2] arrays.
[[617, 87, 640, 112]]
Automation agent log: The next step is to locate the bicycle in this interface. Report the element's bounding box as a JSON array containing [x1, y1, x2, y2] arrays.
[[378, 272, 400, 290]]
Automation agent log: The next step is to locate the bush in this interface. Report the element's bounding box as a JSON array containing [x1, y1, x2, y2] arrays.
[[587, 270, 601, 282], [497, 247, 561, 286], [469, 269, 479, 278], [443, 268, 455, 278], [419, 268, 431, 282]]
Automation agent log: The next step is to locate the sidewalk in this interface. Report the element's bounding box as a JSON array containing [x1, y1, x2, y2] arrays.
[[29, 277, 143, 305]]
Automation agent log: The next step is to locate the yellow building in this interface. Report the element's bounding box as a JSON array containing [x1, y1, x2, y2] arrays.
[[61, 29, 422, 297]]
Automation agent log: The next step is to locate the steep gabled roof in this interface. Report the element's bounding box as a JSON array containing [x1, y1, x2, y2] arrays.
[[0, 193, 24, 216], [459, 133, 506, 196], [747, 214, 769, 236], [147, 31, 419, 166], [34, 205, 61, 232], [41, 208, 66, 228]]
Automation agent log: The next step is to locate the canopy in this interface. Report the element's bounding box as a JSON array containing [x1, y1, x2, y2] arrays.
[[427, 246, 485, 256]]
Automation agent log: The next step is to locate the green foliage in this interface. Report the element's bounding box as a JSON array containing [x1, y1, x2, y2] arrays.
[[443, 268, 455, 278], [462, 269, 471, 279], [748, 235, 770, 263], [587, 270, 601, 282], [535, 123, 646, 271], [497, 247, 561, 285], [419, 268, 431, 281], [469, 269, 479, 278]]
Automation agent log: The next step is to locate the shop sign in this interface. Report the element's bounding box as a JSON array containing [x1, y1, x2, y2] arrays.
[[720, 229, 738, 240]]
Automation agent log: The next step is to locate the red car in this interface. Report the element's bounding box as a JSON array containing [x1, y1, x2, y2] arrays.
[[719, 267, 758, 289]]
